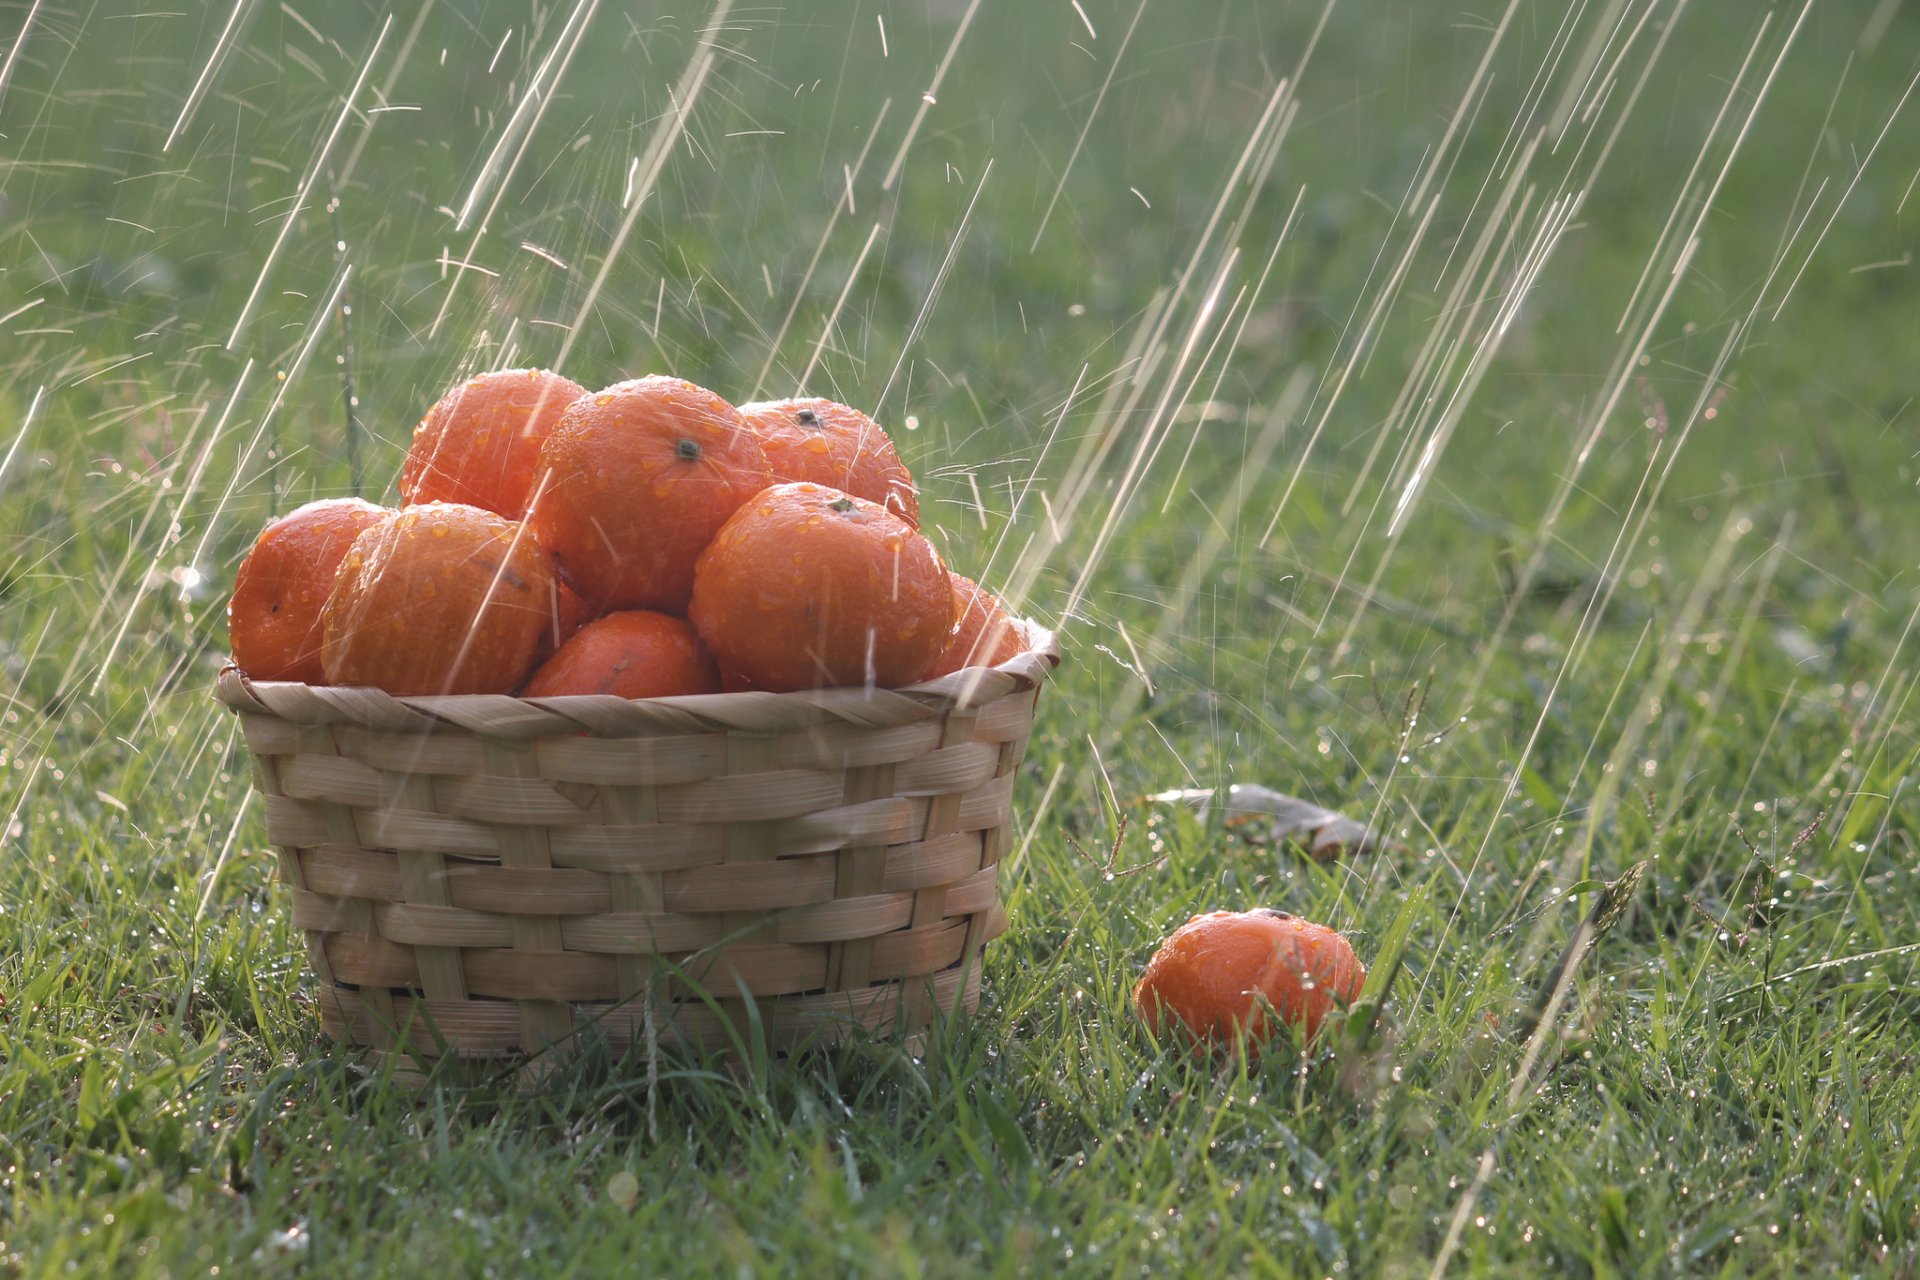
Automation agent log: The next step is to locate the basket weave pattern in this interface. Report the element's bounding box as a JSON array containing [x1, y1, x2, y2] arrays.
[[217, 631, 1058, 1078]]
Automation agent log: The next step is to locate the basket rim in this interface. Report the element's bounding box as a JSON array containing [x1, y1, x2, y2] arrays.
[[216, 620, 1060, 735]]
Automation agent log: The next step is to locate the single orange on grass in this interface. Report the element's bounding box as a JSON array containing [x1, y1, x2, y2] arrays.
[[321, 503, 554, 696], [1134, 909, 1366, 1054], [737, 397, 920, 527], [228, 497, 389, 684], [687, 482, 953, 692], [528, 376, 773, 613], [521, 611, 721, 699], [400, 368, 587, 517], [924, 573, 1024, 677]]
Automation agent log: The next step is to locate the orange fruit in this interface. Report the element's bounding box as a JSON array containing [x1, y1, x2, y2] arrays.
[[924, 574, 1024, 677], [528, 376, 772, 613], [1134, 909, 1365, 1053], [400, 368, 587, 517], [737, 397, 920, 526], [532, 573, 595, 667], [228, 497, 389, 684], [321, 503, 554, 695], [521, 611, 721, 698], [687, 482, 953, 691]]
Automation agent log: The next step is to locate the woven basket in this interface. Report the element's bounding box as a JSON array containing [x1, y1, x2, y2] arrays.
[[217, 626, 1059, 1084]]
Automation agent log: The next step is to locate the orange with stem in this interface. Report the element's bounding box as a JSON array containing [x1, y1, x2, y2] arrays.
[[1134, 909, 1365, 1053], [688, 482, 951, 691], [529, 376, 772, 613], [737, 397, 919, 527]]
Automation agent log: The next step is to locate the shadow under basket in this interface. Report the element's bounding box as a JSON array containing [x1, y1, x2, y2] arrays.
[[217, 625, 1060, 1086]]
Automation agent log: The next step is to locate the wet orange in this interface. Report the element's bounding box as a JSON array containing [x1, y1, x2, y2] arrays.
[[1134, 909, 1365, 1053], [321, 503, 554, 695], [924, 574, 1024, 677], [687, 482, 952, 691], [400, 368, 586, 517], [528, 376, 772, 613], [737, 397, 919, 527], [228, 497, 390, 684], [532, 573, 595, 667], [521, 611, 721, 699]]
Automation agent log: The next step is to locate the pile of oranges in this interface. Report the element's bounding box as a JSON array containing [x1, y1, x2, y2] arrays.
[[226, 369, 1367, 1065], [227, 370, 1027, 697]]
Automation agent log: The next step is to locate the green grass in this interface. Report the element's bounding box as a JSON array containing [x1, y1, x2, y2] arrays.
[[4, 1, 1920, 1275]]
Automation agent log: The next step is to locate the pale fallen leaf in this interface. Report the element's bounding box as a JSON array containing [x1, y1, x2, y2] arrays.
[[1146, 784, 1390, 859]]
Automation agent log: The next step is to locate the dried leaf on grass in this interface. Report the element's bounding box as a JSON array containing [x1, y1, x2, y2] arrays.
[[1146, 783, 1393, 859]]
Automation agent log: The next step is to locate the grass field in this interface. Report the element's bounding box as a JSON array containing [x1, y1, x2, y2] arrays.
[[3, 1, 1920, 1275]]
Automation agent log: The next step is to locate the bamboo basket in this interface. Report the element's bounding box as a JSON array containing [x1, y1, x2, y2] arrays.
[[216, 625, 1059, 1085]]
